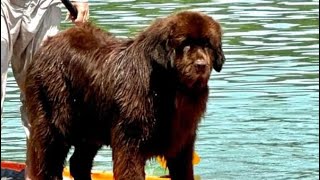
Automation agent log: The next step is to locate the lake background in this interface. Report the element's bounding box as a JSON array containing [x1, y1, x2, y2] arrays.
[[1, 0, 319, 179]]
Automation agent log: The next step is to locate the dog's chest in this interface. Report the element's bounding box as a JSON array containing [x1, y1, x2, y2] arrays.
[[164, 92, 207, 157]]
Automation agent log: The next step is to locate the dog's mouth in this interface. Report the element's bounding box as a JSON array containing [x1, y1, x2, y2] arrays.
[[180, 72, 210, 91], [176, 59, 211, 91], [194, 74, 210, 88], [191, 79, 208, 90]]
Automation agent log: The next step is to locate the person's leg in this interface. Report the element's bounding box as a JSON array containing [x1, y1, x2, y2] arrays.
[[11, 1, 62, 138], [1, 8, 11, 120], [7, 2, 62, 179], [1, 0, 24, 124]]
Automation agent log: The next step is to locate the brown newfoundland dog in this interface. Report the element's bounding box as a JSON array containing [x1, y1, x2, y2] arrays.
[[24, 11, 225, 180]]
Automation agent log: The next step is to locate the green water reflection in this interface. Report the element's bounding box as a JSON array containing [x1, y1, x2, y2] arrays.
[[1, 0, 319, 179]]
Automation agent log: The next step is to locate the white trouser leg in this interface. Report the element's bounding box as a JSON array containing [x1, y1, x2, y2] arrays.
[[1, 7, 12, 124]]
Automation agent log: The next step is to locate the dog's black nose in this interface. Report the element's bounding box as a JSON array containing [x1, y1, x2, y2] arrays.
[[194, 59, 208, 73]]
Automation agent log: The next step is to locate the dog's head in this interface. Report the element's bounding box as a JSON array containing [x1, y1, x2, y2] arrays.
[[146, 11, 225, 90]]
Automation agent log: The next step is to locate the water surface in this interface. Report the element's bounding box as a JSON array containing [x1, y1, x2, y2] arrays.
[[1, 0, 319, 179]]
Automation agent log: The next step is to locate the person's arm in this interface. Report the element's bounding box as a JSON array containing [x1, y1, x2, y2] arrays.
[[63, 0, 90, 24]]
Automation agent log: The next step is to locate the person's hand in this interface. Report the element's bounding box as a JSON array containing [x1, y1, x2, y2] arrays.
[[66, 1, 89, 25]]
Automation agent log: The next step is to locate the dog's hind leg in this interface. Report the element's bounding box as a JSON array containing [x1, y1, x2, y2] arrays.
[[25, 81, 73, 180], [69, 142, 101, 180], [27, 119, 71, 180]]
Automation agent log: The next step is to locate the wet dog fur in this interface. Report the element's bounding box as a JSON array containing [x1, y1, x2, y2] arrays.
[[24, 11, 225, 180]]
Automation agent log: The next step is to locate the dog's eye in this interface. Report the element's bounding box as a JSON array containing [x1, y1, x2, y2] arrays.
[[181, 40, 191, 47], [183, 45, 191, 53], [176, 39, 191, 52], [201, 39, 212, 48]]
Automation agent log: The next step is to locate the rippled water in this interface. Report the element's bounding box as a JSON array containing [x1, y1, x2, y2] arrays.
[[1, 0, 319, 179]]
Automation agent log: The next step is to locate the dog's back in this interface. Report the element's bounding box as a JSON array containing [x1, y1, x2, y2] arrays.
[[25, 23, 127, 144]]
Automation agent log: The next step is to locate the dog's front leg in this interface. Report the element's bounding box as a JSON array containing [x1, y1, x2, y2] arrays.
[[111, 126, 146, 180], [69, 142, 102, 180], [166, 140, 195, 180]]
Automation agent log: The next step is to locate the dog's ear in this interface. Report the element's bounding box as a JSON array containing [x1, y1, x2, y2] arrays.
[[152, 37, 175, 69], [143, 18, 176, 69], [213, 42, 225, 72], [209, 20, 225, 72]]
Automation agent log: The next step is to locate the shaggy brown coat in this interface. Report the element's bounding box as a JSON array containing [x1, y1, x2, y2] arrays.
[[24, 11, 225, 180]]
